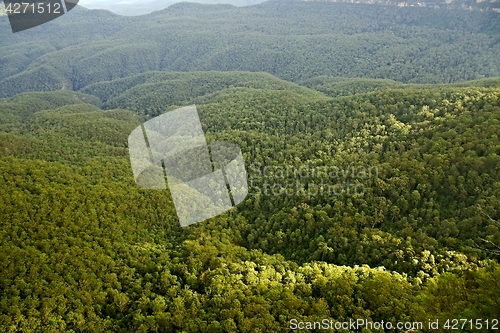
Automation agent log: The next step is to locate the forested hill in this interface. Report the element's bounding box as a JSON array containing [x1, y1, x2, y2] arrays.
[[1, 75, 499, 331], [302, 0, 500, 11], [1, 0, 499, 97], [300, 76, 500, 97], [76, 70, 500, 116]]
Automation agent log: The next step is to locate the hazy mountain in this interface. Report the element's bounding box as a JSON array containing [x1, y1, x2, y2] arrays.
[[2, 0, 498, 16], [80, 0, 266, 15], [305, 0, 500, 11], [1, 1, 498, 97]]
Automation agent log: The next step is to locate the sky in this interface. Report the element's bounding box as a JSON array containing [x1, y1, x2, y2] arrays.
[[78, 0, 212, 15], [79, 0, 138, 8]]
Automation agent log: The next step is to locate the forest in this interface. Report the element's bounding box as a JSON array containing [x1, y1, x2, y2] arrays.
[[1, 0, 500, 97], [1, 0, 500, 331], [0, 71, 499, 331]]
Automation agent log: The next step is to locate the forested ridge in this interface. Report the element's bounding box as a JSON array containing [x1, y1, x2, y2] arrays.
[[303, 0, 500, 11], [0, 0, 499, 97], [0, 72, 499, 331]]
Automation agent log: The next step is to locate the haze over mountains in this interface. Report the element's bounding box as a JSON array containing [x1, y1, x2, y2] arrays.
[[2, 0, 498, 17], [82, 0, 500, 17], [79, 0, 265, 16]]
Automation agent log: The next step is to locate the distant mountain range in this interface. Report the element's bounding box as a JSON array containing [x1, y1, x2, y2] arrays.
[[303, 0, 500, 12], [76, 0, 500, 15], [1, 0, 498, 16], [1, 0, 499, 97], [0, 0, 266, 16], [78, 0, 266, 16], [2, 0, 498, 16]]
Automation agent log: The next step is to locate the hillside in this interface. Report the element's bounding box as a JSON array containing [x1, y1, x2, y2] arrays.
[[0, 1, 499, 97], [1, 75, 499, 331], [80, 71, 328, 116], [300, 76, 500, 97], [303, 0, 500, 11]]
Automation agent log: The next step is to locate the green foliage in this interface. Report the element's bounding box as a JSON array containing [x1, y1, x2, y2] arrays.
[[1, 74, 499, 331], [1, 2, 499, 97], [81, 71, 327, 117], [300, 76, 405, 97], [0, 91, 101, 134]]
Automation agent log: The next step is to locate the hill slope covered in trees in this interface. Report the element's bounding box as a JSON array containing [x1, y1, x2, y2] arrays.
[[0, 0, 499, 97], [1, 74, 499, 331]]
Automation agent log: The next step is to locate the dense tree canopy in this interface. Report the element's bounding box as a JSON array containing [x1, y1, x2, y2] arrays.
[[0, 73, 499, 331], [0, 1, 499, 97]]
